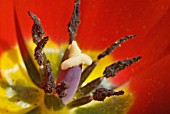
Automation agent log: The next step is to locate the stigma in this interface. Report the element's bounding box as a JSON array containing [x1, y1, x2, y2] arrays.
[[61, 41, 92, 70]]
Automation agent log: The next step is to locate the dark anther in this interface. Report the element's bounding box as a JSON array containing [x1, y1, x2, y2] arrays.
[[28, 11, 45, 44], [93, 88, 124, 101], [98, 35, 136, 60], [34, 49, 44, 66], [29, 11, 55, 94], [68, 0, 80, 44], [56, 81, 69, 98], [34, 36, 49, 66], [36, 36, 49, 48], [103, 56, 141, 78], [42, 60, 55, 93], [93, 88, 113, 101]]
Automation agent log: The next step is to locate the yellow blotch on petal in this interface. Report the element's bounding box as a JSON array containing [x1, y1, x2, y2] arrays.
[[1, 46, 35, 86]]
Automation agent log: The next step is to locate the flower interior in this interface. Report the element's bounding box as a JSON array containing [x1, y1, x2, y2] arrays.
[[0, 0, 142, 113]]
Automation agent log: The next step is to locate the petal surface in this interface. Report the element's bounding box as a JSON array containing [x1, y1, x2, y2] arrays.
[[112, 6, 170, 85], [127, 55, 170, 114]]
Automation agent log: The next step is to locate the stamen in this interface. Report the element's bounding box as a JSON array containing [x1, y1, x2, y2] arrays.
[[103, 56, 141, 78], [34, 36, 49, 66], [68, 88, 124, 108], [68, 0, 80, 44], [92, 88, 124, 101], [55, 81, 69, 98], [98, 35, 136, 60], [29, 12, 55, 94], [28, 11, 45, 44]]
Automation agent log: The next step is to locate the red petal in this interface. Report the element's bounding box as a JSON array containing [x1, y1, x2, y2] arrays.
[[0, 0, 16, 54], [112, 7, 170, 85], [0, 0, 75, 54], [127, 55, 170, 114]]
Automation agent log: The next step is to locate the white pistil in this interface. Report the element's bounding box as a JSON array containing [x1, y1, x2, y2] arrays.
[[61, 41, 92, 70]]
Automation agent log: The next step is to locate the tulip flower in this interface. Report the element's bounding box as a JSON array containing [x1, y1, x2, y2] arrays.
[[0, 0, 170, 114]]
